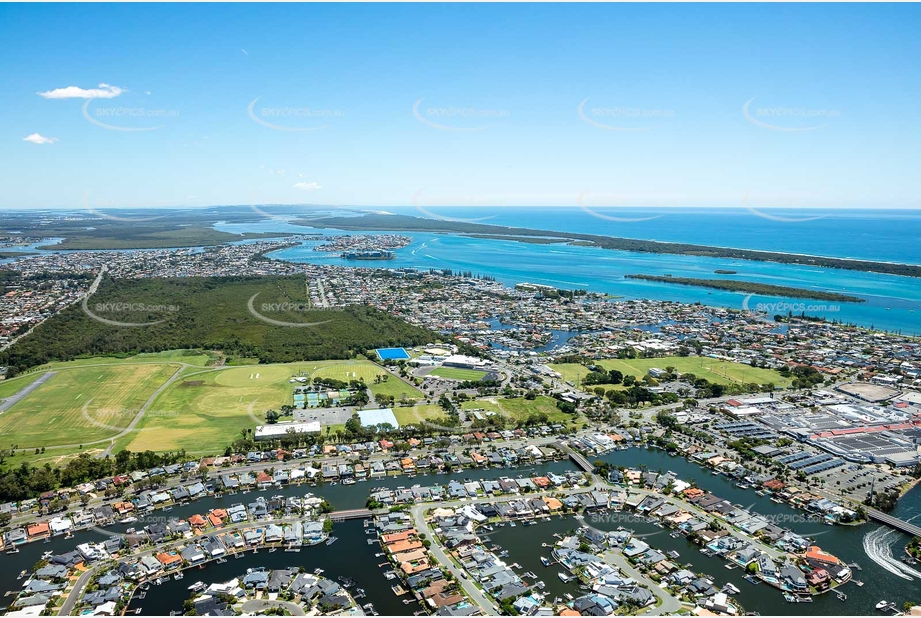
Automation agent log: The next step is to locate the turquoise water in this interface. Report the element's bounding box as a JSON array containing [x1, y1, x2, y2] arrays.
[[266, 229, 921, 335]]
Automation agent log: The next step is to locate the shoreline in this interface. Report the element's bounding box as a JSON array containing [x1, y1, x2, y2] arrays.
[[298, 213, 921, 279]]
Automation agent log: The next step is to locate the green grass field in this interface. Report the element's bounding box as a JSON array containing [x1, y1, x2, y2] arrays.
[[393, 404, 447, 426], [369, 378, 424, 402], [549, 355, 791, 389], [0, 354, 426, 458], [122, 359, 418, 454], [0, 363, 179, 447], [0, 371, 45, 399], [461, 395, 574, 424], [429, 367, 489, 381]]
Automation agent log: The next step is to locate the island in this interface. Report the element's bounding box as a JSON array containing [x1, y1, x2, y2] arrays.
[[624, 274, 866, 302]]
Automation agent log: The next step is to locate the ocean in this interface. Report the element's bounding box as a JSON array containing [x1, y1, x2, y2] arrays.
[[216, 207, 921, 334]]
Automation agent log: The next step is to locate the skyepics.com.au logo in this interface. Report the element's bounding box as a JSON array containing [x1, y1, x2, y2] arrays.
[[412, 191, 499, 223], [742, 97, 842, 132], [81, 400, 180, 433], [247, 292, 332, 328], [412, 97, 510, 132], [742, 193, 826, 223], [247, 189, 337, 223], [577, 98, 676, 132], [83, 100, 178, 132], [742, 294, 842, 315], [82, 294, 179, 328], [247, 97, 345, 132], [83, 190, 173, 223], [577, 191, 665, 223]]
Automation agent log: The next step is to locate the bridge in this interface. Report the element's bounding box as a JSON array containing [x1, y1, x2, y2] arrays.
[[328, 508, 373, 521], [555, 441, 595, 474], [867, 508, 921, 537]]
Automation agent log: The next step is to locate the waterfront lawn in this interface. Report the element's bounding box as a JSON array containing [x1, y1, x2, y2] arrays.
[[429, 367, 489, 381], [0, 363, 179, 448]]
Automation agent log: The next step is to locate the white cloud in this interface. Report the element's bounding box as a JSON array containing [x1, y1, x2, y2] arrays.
[[22, 133, 58, 145], [293, 182, 322, 191], [241, 49, 248, 55], [37, 83, 124, 99]]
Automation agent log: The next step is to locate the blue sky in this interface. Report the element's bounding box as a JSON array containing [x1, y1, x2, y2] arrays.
[[1, 3, 920, 211]]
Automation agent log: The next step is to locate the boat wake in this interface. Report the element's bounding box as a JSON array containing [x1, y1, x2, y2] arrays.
[[863, 527, 916, 580]]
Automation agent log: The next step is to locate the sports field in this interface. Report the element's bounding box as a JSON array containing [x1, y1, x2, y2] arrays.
[[0, 354, 422, 457], [461, 395, 574, 424], [429, 367, 489, 381], [121, 359, 417, 454], [0, 363, 179, 447], [549, 356, 791, 389], [392, 404, 447, 426]]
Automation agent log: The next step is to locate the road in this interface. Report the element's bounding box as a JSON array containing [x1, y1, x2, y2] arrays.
[[0, 371, 56, 412], [58, 514, 309, 615], [599, 549, 684, 615], [411, 500, 499, 615]]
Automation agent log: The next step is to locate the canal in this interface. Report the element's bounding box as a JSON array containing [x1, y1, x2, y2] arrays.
[[0, 460, 575, 614], [4, 450, 921, 615], [599, 446, 921, 615]]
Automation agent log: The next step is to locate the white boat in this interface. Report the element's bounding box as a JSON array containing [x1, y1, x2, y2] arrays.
[[188, 581, 205, 592], [119, 516, 138, 524], [876, 601, 888, 610]]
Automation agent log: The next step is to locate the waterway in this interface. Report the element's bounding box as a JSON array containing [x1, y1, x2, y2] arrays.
[[264, 225, 921, 335], [125, 519, 418, 616], [599, 446, 919, 615], [0, 460, 574, 613], [4, 452, 921, 615]]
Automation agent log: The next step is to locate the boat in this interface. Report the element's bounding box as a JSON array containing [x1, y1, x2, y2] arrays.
[[558, 572, 575, 583], [667, 550, 680, 559], [188, 581, 205, 592], [339, 576, 357, 588], [509, 521, 516, 527], [876, 601, 889, 610], [540, 557, 551, 567], [722, 583, 740, 595], [564, 593, 574, 601], [837, 591, 847, 601], [119, 516, 138, 524], [17, 570, 27, 579], [536, 581, 545, 589]]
